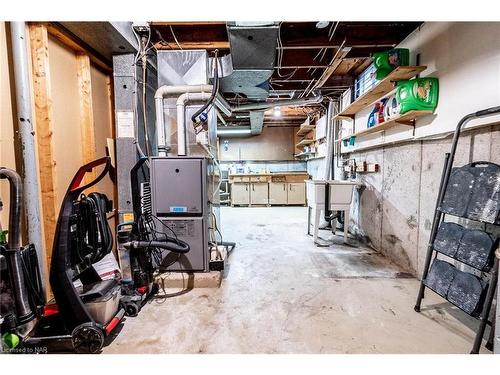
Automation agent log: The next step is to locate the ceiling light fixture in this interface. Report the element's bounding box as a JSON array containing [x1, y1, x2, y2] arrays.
[[217, 128, 252, 136], [273, 106, 281, 117], [316, 21, 330, 29]]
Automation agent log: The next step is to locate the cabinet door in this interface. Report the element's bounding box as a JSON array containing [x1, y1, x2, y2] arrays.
[[269, 182, 288, 205], [287, 182, 306, 205], [250, 183, 269, 205], [231, 183, 250, 205]]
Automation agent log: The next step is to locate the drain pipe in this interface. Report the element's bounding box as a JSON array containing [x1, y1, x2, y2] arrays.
[[176, 92, 212, 156], [154, 84, 212, 155], [231, 94, 323, 112], [10, 22, 47, 300], [323, 101, 338, 224], [214, 93, 323, 114]]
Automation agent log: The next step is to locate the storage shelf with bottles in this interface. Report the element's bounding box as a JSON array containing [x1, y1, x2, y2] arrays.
[[340, 110, 434, 142], [334, 66, 427, 120]]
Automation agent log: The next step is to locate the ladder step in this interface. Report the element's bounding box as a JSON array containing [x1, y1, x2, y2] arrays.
[[424, 259, 488, 317], [434, 222, 498, 271]]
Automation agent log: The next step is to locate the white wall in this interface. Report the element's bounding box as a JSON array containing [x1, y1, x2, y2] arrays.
[[0, 22, 17, 228], [341, 22, 500, 152], [219, 126, 295, 161]]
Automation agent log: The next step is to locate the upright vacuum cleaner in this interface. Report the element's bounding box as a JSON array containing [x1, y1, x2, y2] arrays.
[[1, 157, 124, 353]]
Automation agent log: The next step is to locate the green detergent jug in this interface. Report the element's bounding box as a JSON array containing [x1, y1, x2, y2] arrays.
[[373, 48, 410, 80], [396, 77, 439, 114]]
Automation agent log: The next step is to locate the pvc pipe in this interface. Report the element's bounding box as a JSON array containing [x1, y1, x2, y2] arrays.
[[231, 94, 323, 112], [154, 84, 322, 154], [323, 101, 336, 181], [176, 92, 212, 156], [10, 22, 47, 300], [154, 84, 213, 155], [0, 168, 34, 322]]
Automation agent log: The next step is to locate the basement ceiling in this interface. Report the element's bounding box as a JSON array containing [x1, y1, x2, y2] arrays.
[[150, 21, 422, 127]]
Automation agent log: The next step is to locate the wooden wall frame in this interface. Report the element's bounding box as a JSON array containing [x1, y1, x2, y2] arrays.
[[27, 22, 114, 291], [28, 23, 58, 272]]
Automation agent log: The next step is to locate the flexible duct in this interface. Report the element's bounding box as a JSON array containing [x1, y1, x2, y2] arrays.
[[0, 168, 34, 323]]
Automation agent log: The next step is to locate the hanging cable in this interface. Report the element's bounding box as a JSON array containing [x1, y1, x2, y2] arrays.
[[191, 49, 219, 124], [169, 25, 183, 50]]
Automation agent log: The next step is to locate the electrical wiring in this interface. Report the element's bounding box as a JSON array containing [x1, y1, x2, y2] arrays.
[[169, 25, 183, 50], [154, 28, 173, 49], [191, 50, 220, 125]]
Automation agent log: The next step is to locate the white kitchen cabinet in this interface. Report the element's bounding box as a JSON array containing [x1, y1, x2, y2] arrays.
[[269, 182, 288, 205], [287, 182, 306, 205], [231, 183, 250, 205], [250, 183, 269, 205]]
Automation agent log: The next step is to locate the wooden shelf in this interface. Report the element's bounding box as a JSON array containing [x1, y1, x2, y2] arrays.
[[334, 66, 427, 120], [296, 124, 315, 136], [295, 151, 315, 158], [341, 110, 434, 141], [295, 138, 315, 147]]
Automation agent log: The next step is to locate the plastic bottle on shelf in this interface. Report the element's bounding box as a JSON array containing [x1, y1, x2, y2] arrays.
[[373, 48, 410, 80], [396, 77, 439, 114], [384, 94, 400, 121]]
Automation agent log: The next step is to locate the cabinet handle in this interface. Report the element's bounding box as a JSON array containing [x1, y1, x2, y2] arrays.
[[283, 183, 286, 191], [289, 184, 292, 191], [252, 184, 255, 191], [246, 184, 248, 191]]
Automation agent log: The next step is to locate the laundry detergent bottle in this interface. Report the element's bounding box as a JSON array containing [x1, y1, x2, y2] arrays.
[[372, 48, 410, 80], [396, 77, 439, 114]]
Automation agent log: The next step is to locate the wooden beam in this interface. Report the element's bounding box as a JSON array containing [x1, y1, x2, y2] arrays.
[[40, 22, 112, 72], [151, 21, 226, 26], [76, 53, 97, 185], [313, 46, 352, 90], [28, 24, 58, 279], [154, 40, 229, 50]]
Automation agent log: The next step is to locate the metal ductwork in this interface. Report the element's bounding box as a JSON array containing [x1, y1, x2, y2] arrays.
[[218, 22, 280, 135], [249, 112, 265, 135]]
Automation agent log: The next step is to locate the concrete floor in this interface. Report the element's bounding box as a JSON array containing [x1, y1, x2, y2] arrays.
[[104, 207, 489, 354]]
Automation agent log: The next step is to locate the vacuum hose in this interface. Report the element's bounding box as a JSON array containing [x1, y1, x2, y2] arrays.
[[0, 167, 34, 323], [125, 240, 190, 254]]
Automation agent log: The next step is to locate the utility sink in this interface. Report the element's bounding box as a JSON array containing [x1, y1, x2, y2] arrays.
[[306, 180, 360, 244]]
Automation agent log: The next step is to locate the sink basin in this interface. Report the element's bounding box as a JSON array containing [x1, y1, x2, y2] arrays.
[[306, 180, 359, 208]]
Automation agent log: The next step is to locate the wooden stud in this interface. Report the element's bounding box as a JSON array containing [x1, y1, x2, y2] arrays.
[[28, 24, 58, 280], [76, 53, 97, 185], [42, 22, 112, 73]]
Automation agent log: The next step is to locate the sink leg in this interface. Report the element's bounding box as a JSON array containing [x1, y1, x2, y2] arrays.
[[343, 209, 350, 243], [313, 208, 320, 243]]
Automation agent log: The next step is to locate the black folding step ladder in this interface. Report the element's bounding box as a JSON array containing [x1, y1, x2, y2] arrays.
[[414, 106, 500, 354]]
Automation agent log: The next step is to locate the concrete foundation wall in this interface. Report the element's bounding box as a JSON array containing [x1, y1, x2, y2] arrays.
[[349, 124, 500, 277]]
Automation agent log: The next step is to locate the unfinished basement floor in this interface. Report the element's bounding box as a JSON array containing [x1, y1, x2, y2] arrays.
[[104, 207, 489, 354]]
